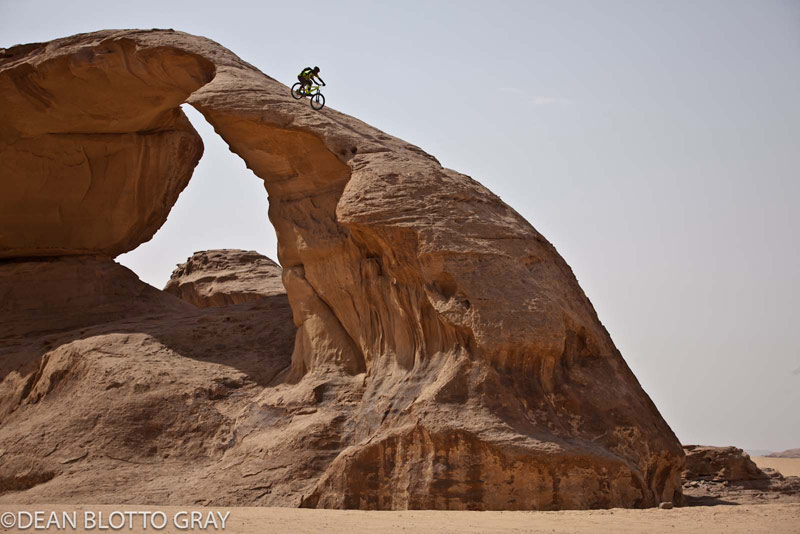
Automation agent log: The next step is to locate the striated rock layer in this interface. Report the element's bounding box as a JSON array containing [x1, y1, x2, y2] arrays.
[[0, 30, 684, 509], [164, 249, 285, 308]]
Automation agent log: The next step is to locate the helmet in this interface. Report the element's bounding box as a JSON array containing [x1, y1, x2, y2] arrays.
[[313, 66, 320, 72]]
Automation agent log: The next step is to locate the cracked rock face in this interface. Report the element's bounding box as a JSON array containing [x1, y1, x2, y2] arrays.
[[0, 29, 685, 509]]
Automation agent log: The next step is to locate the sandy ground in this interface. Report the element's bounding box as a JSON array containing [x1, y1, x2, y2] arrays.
[[1, 504, 799, 534], [755, 457, 800, 477]]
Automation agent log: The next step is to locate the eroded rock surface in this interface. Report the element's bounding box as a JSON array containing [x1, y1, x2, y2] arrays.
[[0, 35, 213, 258], [683, 445, 768, 483], [0, 256, 190, 340], [0, 257, 297, 502], [164, 249, 284, 307], [681, 445, 800, 505], [0, 29, 685, 509]]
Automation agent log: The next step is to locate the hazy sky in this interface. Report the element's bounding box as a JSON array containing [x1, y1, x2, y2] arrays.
[[2, 0, 798, 451]]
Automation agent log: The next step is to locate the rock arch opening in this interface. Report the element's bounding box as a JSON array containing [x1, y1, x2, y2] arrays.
[[117, 105, 279, 288]]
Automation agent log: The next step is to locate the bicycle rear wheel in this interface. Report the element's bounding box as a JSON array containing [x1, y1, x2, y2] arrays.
[[310, 93, 325, 110], [291, 83, 305, 99]]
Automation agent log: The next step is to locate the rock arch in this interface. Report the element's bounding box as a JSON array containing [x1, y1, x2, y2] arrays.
[[0, 29, 684, 509]]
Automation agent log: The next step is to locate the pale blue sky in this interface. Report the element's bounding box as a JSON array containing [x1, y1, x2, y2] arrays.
[[2, 0, 798, 451]]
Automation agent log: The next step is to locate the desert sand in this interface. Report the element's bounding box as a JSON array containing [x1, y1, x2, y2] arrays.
[[1, 504, 799, 534], [755, 458, 800, 478]]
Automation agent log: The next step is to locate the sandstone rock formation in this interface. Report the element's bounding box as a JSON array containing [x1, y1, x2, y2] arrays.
[[0, 29, 685, 509], [0, 257, 296, 500], [681, 445, 800, 505], [683, 445, 768, 483], [0, 256, 190, 340], [165, 249, 284, 307], [0, 35, 214, 258]]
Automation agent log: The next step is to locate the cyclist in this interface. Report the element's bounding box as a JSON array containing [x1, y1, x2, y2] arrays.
[[298, 66, 325, 94]]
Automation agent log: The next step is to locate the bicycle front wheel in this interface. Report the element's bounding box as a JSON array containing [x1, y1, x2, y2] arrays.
[[310, 93, 325, 110], [291, 83, 305, 99]]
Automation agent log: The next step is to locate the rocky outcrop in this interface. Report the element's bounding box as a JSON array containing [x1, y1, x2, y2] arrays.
[[0, 35, 213, 258], [164, 249, 284, 307], [0, 257, 297, 503], [0, 29, 685, 509], [681, 445, 800, 505], [0, 257, 191, 422], [0, 256, 191, 340], [683, 445, 768, 482]]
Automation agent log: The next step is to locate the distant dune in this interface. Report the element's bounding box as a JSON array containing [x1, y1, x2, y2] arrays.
[[745, 449, 773, 457], [767, 448, 800, 458]]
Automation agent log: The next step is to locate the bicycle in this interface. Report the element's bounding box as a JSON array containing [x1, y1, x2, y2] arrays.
[[291, 82, 326, 110]]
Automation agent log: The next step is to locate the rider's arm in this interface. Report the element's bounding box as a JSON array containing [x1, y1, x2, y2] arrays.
[[316, 76, 326, 86]]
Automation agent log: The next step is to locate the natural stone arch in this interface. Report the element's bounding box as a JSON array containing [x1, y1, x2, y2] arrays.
[[0, 29, 685, 509], [182, 109, 368, 378]]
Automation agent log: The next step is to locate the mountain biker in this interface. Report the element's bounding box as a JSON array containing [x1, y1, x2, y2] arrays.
[[298, 66, 325, 93]]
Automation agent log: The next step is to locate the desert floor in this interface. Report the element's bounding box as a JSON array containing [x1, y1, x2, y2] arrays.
[[754, 457, 800, 477], [1, 503, 799, 534]]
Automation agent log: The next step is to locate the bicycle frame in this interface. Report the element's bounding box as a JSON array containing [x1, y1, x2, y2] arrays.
[[291, 81, 325, 110]]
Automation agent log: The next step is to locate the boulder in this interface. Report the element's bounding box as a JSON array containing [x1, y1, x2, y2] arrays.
[[683, 445, 768, 482], [681, 445, 800, 506], [164, 249, 285, 307], [0, 29, 686, 509]]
